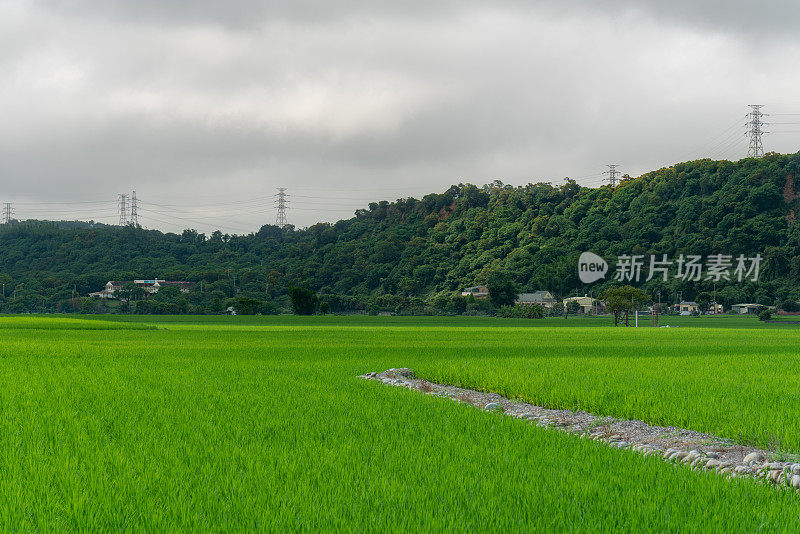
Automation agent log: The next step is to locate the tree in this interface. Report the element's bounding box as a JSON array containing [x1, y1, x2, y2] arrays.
[[289, 284, 319, 315], [154, 284, 182, 301], [486, 271, 519, 308], [80, 298, 97, 314], [601, 285, 649, 326], [119, 282, 137, 302], [228, 296, 263, 315]]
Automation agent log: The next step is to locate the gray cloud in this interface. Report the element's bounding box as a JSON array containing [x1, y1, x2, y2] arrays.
[[2, 1, 800, 232]]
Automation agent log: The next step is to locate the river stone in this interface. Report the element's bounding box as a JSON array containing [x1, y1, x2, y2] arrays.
[[484, 402, 501, 411], [791, 464, 800, 475], [792, 475, 800, 488], [720, 467, 731, 476], [673, 451, 688, 462], [663, 448, 677, 459], [770, 470, 783, 483], [743, 452, 766, 465], [385, 368, 413, 378], [705, 459, 721, 469], [734, 465, 750, 475], [706, 452, 720, 460]]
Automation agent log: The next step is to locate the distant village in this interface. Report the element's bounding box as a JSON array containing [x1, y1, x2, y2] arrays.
[[84, 279, 767, 316], [89, 280, 194, 300], [460, 286, 766, 315]]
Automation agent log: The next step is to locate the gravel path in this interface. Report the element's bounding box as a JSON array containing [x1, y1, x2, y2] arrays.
[[361, 368, 800, 492]]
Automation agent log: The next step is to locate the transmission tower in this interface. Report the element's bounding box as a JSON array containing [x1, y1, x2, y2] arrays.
[[746, 104, 768, 158], [2, 203, 13, 224], [604, 165, 620, 187], [275, 188, 289, 228], [130, 190, 139, 227], [118, 194, 129, 225]]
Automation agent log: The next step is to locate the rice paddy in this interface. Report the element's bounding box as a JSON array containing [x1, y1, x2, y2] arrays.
[[1, 315, 799, 531]]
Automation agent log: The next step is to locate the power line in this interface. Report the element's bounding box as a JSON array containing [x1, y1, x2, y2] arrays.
[[11, 199, 113, 205], [136, 206, 253, 234], [690, 114, 748, 159], [746, 104, 768, 158], [709, 131, 749, 160], [275, 187, 288, 228]]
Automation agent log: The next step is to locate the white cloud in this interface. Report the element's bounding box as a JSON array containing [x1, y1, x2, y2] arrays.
[[1, 1, 799, 232]]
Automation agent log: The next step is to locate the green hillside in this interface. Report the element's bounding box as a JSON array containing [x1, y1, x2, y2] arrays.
[[2, 152, 799, 313]]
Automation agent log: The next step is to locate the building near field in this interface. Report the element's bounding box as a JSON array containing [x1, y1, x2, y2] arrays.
[[675, 301, 699, 315], [731, 303, 761, 314], [461, 285, 489, 299], [516, 291, 556, 308], [134, 279, 194, 294], [89, 279, 194, 298], [563, 295, 604, 314], [88, 281, 125, 299]]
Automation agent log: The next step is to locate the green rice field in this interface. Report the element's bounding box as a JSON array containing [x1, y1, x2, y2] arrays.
[[1, 314, 799, 530]]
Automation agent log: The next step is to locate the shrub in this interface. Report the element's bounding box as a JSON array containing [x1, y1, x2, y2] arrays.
[[498, 303, 545, 319], [289, 284, 319, 315]]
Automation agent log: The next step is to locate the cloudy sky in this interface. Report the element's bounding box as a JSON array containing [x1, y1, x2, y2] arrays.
[[2, 1, 800, 233]]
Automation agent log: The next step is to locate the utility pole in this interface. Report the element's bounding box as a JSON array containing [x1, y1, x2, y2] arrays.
[[2, 203, 13, 224], [656, 290, 661, 327], [746, 105, 768, 158], [275, 187, 289, 228], [713, 283, 717, 315], [604, 165, 620, 187], [130, 190, 139, 227], [118, 194, 130, 226]]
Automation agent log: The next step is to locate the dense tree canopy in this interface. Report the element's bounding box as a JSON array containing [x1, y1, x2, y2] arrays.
[[1, 153, 800, 314]]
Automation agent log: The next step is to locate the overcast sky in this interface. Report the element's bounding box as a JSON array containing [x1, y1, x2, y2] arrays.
[[2, 1, 800, 233]]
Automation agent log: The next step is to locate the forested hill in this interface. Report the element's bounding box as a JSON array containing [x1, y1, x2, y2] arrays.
[[2, 152, 800, 313]]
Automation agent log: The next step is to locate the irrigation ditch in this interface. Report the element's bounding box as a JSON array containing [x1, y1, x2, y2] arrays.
[[361, 368, 800, 493]]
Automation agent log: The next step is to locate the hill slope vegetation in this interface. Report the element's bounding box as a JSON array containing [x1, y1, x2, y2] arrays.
[[2, 152, 800, 313]]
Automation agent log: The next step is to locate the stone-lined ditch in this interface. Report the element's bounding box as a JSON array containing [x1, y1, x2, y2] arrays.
[[361, 368, 800, 492]]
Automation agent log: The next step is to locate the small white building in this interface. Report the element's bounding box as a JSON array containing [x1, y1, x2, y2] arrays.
[[461, 285, 489, 299]]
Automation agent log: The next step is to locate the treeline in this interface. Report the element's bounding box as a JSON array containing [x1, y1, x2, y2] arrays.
[[1, 152, 800, 314]]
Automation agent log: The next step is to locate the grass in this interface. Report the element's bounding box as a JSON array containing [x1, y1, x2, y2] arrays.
[[0, 315, 799, 530]]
